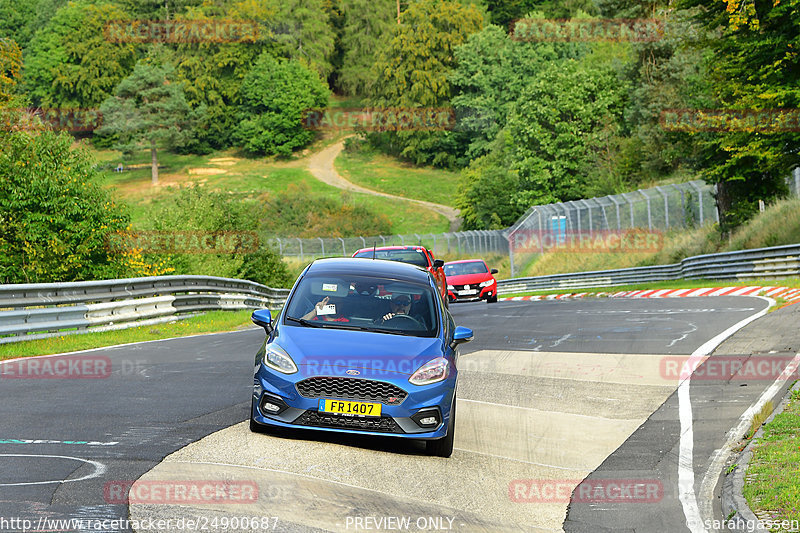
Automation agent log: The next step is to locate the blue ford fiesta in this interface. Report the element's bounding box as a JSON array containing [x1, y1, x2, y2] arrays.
[[249, 257, 473, 457]]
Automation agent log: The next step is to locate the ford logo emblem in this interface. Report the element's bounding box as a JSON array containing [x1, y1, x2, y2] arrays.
[[345, 369, 360, 375]]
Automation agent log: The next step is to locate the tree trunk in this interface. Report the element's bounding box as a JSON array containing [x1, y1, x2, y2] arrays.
[[150, 141, 159, 185]]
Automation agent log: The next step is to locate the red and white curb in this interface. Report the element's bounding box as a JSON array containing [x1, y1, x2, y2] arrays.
[[500, 286, 800, 304]]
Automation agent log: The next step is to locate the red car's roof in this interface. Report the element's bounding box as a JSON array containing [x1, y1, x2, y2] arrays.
[[444, 259, 486, 265], [353, 245, 428, 254]]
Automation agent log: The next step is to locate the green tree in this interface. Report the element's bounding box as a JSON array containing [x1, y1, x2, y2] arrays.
[[272, 0, 337, 80], [677, 0, 800, 230], [172, 1, 277, 151], [0, 130, 129, 283], [97, 60, 201, 185], [337, 0, 395, 96], [25, 2, 138, 108], [369, 0, 485, 168], [0, 37, 22, 105], [234, 52, 329, 156], [0, 0, 41, 48]]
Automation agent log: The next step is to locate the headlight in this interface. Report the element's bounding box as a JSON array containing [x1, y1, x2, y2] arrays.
[[409, 357, 450, 385], [479, 279, 494, 287], [447, 285, 454, 290], [264, 344, 298, 374]]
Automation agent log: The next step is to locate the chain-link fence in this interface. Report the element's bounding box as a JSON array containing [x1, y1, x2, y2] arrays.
[[269, 230, 508, 261], [505, 180, 720, 276]]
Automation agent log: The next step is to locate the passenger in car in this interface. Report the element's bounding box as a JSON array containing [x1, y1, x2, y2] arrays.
[[301, 296, 350, 322]]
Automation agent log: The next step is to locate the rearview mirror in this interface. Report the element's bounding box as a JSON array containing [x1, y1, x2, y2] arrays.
[[433, 259, 444, 268], [251, 309, 273, 333], [490, 268, 498, 274]]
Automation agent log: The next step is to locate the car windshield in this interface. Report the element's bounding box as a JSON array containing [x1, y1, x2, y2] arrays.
[[353, 249, 429, 268], [284, 273, 438, 337], [444, 261, 488, 276]]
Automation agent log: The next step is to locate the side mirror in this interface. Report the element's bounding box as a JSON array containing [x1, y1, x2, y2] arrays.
[[433, 259, 444, 268], [451, 326, 474, 347], [490, 268, 498, 274], [251, 309, 273, 332]]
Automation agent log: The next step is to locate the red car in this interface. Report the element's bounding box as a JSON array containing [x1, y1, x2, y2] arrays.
[[352, 246, 448, 304], [444, 259, 498, 303]]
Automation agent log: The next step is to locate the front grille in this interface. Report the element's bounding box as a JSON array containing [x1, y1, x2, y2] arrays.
[[296, 377, 407, 404], [294, 411, 404, 433]]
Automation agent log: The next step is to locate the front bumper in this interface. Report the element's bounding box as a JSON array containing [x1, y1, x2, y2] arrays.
[[252, 368, 454, 440], [447, 284, 496, 302]]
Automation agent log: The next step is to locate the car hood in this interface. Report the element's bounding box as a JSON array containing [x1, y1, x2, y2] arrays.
[[277, 326, 446, 378], [446, 273, 493, 285]]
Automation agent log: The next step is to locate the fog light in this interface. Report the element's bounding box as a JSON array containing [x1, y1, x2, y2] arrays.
[[411, 408, 441, 428], [258, 394, 288, 416], [262, 402, 281, 413]]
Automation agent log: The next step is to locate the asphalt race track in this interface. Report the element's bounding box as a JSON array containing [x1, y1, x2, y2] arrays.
[[1, 296, 796, 533]]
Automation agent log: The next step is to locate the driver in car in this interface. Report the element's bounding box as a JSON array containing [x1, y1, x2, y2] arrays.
[[375, 295, 413, 324]]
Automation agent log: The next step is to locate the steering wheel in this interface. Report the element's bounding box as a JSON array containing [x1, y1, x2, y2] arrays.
[[384, 314, 425, 328]]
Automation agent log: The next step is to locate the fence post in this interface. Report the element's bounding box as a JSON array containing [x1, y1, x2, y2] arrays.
[[655, 186, 669, 229], [638, 190, 652, 230], [318, 237, 325, 257], [297, 238, 303, 261], [689, 181, 705, 225], [359, 236, 366, 248], [276, 237, 283, 255], [380, 235, 386, 246], [339, 237, 346, 256], [794, 167, 800, 196]]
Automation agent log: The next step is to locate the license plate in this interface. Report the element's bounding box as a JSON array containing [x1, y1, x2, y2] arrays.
[[318, 399, 382, 417], [459, 289, 478, 295]]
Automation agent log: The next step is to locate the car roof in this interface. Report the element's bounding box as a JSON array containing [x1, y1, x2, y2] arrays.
[[306, 257, 431, 283], [444, 259, 486, 265], [353, 245, 429, 254]]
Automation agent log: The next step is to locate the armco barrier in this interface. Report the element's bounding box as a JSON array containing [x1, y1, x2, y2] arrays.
[[0, 275, 289, 344], [497, 243, 800, 294]]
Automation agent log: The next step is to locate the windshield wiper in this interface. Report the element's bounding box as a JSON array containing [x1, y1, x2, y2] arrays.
[[284, 316, 324, 328]]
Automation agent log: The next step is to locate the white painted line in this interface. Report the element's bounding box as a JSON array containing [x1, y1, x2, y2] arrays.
[[677, 296, 774, 533], [728, 286, 760, 296], [667, 289, 693, 297], [0, 454, 106, 486], [686, 288, 715, 297], [649, 289, 672, 298]]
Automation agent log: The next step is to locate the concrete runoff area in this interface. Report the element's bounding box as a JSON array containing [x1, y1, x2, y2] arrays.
[[130, 347, 688, 532]]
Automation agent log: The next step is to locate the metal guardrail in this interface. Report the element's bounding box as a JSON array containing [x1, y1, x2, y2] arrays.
[[0, 275, 290, 344], [497, 243, 800, 294]]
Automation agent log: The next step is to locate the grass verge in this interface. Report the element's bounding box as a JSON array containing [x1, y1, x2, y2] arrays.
[[742, 387, 800, 528], [335, 145, 460, 208], [0, 310, 262, 360]]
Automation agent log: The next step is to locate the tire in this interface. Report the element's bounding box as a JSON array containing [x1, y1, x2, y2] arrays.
[[487, 294, 498, 303], [426, 398, 456, 458]]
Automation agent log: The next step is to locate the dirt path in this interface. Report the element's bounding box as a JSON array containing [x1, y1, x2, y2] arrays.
[[307, 139, 462, 231]]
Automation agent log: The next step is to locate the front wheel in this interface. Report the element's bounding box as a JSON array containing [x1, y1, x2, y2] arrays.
[[487, 294, 498, 303], [426, 398, 455, 458]]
